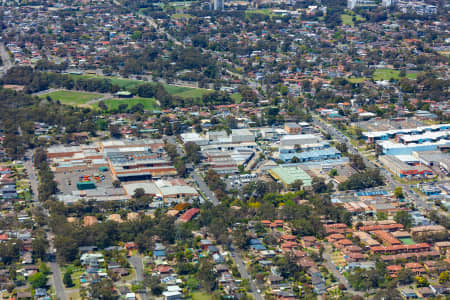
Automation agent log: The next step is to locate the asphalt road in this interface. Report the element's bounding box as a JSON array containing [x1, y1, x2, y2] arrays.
[[230, 245, 263, 300], [24, 150, 67, 300], [192, 170, 219, 205], [129, 255, 144, 282], [322, 245, 374, 297], [0, 42, 13, 75], [50, 261, 67, 300], [128, 256, 148, 300], [24, 151, 39, 202]]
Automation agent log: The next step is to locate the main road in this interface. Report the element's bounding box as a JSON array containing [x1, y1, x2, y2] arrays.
[[191, 170, 219, 206], [24, 150, 67, 300], [0, 42, 13, 75]]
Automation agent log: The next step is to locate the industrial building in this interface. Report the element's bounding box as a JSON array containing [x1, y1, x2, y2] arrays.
[[412, 150, 450, 172], [398, 131, 449, 145], [363, 124, 450, 144], [280, 134, 323, 148], [267, 166, 312, 188], [378, 140, 450, 155], [180, 129, 254, 146], [202, 148, 254, 174], [379, 155, 433, 178], [278, 147, 341, 163]]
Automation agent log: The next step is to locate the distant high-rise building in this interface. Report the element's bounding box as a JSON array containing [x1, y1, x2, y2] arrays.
[[214, 0, 224, 10], [347, 0, 357, 9], [347, 0, 375, 9], [382, 0, 395, 7]]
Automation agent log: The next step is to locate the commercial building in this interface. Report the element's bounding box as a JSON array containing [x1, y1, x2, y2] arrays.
[[123, 179, 198, 202], [284, 123, 302, 135], [108, 156, 176, 181], [347, 0, 376, 9], [213, 0, 224, 10], [180, 132, 209, 146]]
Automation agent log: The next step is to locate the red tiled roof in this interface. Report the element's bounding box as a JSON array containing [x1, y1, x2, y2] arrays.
[[178, 208, 200, 222]]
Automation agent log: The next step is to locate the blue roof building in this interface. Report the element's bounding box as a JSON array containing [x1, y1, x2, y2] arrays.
[[278, 147, 341, 163]]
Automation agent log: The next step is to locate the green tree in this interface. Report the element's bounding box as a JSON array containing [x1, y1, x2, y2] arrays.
[[39, 262, 50, 275], [32, 237, 49, 260], [376, 211, 388, 221], [144, 272, 163, 295], [329, 169, 338, 177], [63, 270, 74, 287], [233, 224, 250, 249], [89, 279, 119, 300], [197, 259, 217, 292], [289, 179, 304, 190], [397, 268, 414, 284], [414, 276, 429, 287], [290, 156, 300, 163], [28, 272, 47, 289], [394, 211, 413, 229], [439, 271, 449, 284], [394, 186, 404, 199]]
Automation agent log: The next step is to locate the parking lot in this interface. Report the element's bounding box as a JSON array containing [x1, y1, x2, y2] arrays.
[[54, 168, 116, 195]]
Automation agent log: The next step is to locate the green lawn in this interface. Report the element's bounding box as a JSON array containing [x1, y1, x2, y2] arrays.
[[372, 68, 417, 81], [61, 265, 85, 289], [231, 93, 243, 103], [172, 87, 213, 99], [69, 74, 144, 90], [347, 77, 367, 83], [341, 14, 365, 26], [94, 97, 159, 111], [67, 73, 212, 99], [191, 292, 213, 300], [246, 9, 273, 17], [39, 90, 102, 105], [399, 238, 415, 245], [171, 13, 194, 19]]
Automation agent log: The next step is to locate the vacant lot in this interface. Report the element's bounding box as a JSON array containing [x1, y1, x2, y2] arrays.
[[40, 90, 102, 105]]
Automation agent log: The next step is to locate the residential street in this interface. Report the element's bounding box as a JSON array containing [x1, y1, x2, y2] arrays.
[[230, 245, 263, 300], [128, 256, 148, 300], [322, 245, 373, 297], [50, 261, 67, 300]]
